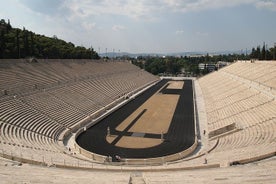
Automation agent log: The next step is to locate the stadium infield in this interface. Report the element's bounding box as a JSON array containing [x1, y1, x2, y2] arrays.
[[76, 79, 195, 159]]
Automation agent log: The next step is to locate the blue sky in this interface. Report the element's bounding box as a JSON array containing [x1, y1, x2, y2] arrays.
[[1, 0, 276, 53]]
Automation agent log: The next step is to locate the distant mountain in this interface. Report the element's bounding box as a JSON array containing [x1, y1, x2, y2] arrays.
[[99, 50, 243, 58]]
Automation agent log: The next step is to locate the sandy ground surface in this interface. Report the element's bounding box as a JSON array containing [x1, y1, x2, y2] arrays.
[[111, 136, 163, 148], [167, 81, 184, 89], [111, 81, 180, 148]]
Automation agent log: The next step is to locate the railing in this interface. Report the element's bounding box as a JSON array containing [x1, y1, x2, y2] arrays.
[[0, 145, 221, 171]]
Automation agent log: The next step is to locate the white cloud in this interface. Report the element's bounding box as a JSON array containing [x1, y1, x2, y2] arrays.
[[82, 22, 96, 31], [63, 0, 162, 20], [18, 0, 68, 16], [164, 0, 276, 13], [196, 31, 208, 36], [61, 0, 276, 22], [255, 0, 276, 11], [17, 0, 276, 23], [175, 30, 184, 35], [163, 0, 257, 12], [112, 25, 126, 32]]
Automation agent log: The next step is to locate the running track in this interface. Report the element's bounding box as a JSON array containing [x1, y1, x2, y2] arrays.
[[76, 79, 195, 159]]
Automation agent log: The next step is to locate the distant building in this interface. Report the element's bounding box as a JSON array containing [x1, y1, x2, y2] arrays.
[[198, 63, 217, 72], [206, 64, 216, 72], [198, 63, 216, 72], [199, 61, 230, 72], [198, 63, 206, 70], [216, 61, 229, 69]]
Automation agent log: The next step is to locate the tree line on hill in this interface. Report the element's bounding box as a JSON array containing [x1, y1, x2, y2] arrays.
[[132, 44, 276, 76], [0, 19, 99, 59]]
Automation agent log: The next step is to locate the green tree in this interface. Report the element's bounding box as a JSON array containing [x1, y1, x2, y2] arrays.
[[0, 19, 100, 59], [256, 46, 261, 60], [6, 19, 12, 33], [261, 43, 266, 60], [0, 30, 5, 58], [16, 29, 20, 58], [30, 32, 34, 56], [272, 44, 276, 60]]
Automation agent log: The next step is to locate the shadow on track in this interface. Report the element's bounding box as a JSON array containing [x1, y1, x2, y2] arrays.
[[76, 79, 195, 159]]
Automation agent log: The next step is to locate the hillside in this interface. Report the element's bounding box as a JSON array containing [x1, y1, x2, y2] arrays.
[[0, 19, 99, 59]]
